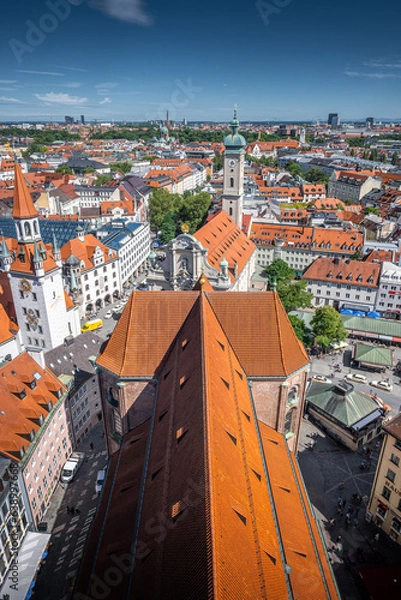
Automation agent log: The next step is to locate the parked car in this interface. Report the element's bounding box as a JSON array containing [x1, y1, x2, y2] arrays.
[[371, 380, 393, 392], [95, 469, 106, 494], [345, 373, 367, 384], [104, 310, 113, 319], [312, 375, 332, 384], [113, 304, 122, 312], [60, 452, 85, 483], [121, 297, 128, 304]]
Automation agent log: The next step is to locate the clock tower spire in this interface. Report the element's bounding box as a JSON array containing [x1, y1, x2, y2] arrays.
[[221, 105, 246, 228]]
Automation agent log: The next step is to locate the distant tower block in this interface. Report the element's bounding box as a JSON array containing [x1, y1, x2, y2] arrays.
[[300, 127, 306, 145]]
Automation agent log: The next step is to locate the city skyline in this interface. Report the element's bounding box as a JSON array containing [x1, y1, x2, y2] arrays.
[[0, 0, 401, 121]]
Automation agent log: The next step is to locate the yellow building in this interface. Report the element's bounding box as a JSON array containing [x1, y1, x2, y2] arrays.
[[367, 413, 401, 543]]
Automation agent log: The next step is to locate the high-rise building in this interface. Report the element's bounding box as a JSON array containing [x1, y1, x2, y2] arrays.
[[81, 114, 85, 125], [366, 117, 374, 129], [328, 113, 340, 128], [65, 115, 74, 125]]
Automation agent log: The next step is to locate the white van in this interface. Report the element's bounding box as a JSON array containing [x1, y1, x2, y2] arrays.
[[95, 469, 106, 494], [60, 452, 85, 483]]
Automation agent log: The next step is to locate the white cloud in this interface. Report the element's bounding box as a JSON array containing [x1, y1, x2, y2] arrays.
[[35, 92, 88, 105], [0, 80, 17, 84], [345, 70, 401, 79], [16, 70, 64, 77], [363, 59, 401, 69], [99, 97, 112, 105], [54, 65, 88, 73], [0, 87, 19, 92], [0, 96, 26, 104], [91, 0, 152, 25], [63, 82, 85, 89]]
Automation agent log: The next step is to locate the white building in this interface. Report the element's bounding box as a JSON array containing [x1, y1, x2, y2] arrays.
[[376, 261, 401, 315], [0, 166, 81, 365], [99, 220, 150, 287]]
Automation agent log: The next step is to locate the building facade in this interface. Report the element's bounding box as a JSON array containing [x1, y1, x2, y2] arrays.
[[367, 414, 401, 545]]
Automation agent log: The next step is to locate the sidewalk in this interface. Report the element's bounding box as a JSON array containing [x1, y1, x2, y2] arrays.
[[298, 418, 401, 599]]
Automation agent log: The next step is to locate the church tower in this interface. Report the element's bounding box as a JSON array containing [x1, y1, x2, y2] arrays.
[[221, 106, 246, 228], [1, 165, 80, 363]]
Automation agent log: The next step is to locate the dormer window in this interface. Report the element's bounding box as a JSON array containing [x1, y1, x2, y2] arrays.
[[327, 272, 333, 279], [347, 273, 353, 281], [337, 273, 343, 280], [357, 275, 363, 282]]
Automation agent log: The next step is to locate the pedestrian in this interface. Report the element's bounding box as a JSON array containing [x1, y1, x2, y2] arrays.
[[329, 518, 336, 528], [373, 533, 380, 542], [338, 496, 342, 507], [66, 506, 71, 514], [339, 481, 344, 490], [352, 491, 357, 502], [90, 442, 94, 451], [336, 535, 342, 543], [342, 498, 347, 508]]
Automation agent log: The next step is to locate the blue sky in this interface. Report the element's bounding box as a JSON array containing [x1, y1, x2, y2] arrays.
[[0, 0, 401, 122]]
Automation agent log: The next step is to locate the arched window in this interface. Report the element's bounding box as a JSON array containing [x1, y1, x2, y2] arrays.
[[230, 177, 234, 188], [24, 222, 31, 237], [284, 408, 294, 436], [16, 222, 22, 237], [33, 221, 38, 235], [229, 207, 233, 217]]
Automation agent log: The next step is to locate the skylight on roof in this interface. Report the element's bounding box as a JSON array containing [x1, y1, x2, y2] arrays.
[[33, 372, 42, 380]]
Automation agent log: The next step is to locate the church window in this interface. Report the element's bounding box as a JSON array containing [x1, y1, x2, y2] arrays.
[[24, 222, 31, 237], [284, 409, 294, 436], [229, 207, 233, 217], [17, 223, 22, 237], [38, 326, 43, 334], [230, 177, 234, 188]]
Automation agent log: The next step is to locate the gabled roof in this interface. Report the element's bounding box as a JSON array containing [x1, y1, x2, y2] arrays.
[[97, 291, 309, 378], [12, 164, 39, 219], [77, 294, 336, 599], [193, 210, 255, 281], [0, 353, 66, 461]]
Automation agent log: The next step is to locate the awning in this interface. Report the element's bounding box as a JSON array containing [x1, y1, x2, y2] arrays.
[[351, 409, 383, 432], [0, 531, 51, 600]]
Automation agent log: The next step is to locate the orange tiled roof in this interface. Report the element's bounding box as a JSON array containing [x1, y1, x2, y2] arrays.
[[3, 237, 59, 276], [97, 291, 309, 379], [60, 234, 116, 271], [193, 210, 255, 281], [302, 257, 380, 288], [12, 164, 38, 219], [0, 353, 66, 461], [77, 293, 335, 600], [250, 224, 363, 254], [259, 423, 339, 599], [0, 303, 18, 344]]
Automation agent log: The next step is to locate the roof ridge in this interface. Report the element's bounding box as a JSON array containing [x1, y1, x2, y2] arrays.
[[272, 292, 287, 375], [120, 293, 136, 376]]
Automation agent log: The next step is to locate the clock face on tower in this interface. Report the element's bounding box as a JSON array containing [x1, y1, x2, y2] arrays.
[[228, 159, 237, 168]]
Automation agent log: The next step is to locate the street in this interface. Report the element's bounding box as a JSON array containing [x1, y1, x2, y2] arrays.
[[32, 423, 107, 600], [309, 342, 401, 418]]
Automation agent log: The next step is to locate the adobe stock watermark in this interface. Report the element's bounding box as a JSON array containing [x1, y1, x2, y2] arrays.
[[146, 78, 203, 123], [9, 0, 84, 64], [256, 0, 293, 26]]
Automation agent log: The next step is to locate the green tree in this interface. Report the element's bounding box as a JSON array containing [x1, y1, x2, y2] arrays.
[[149, 189, 179, 230], [364, 206, 379, 216], [213, 153, 223, 171], [369, 148, 378, 161], [311, 306, 347, 350], [286, 161, 303, 178], [110, 161, 132, 174], [55, 166, 73, 175], [178, 192, 211, 233], [94, 174, 113, 185], [160, 212, 177, 243], [304, 168, 330, 185], [289, 314, 309, 345], [392, 152, 399, 166], [264, 259, 295, 284], [277, 280, 313, 313]]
